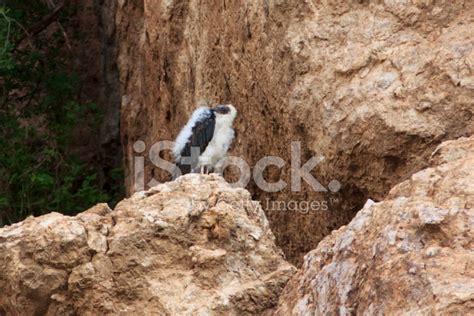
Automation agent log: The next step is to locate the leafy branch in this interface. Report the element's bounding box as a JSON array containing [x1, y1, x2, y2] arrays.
[[0, 1, 124, 226]]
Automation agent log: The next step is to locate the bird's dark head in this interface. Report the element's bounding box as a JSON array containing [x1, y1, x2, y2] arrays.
[[213, 104, 231, 114], [213, 104, 237, 120]]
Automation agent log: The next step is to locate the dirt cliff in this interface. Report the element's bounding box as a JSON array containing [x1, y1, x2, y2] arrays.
[[0, 175, 295, 315], [275, 135, 474, 315], [115, 0, 474, 264]]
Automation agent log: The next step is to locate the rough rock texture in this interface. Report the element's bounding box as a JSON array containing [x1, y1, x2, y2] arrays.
[[0, 175, 295, 315], [116, 0, 474, 263], [275, 136, 474, 315]]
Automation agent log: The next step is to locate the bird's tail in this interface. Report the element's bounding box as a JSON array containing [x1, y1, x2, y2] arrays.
[[172, 162, 192, 180]]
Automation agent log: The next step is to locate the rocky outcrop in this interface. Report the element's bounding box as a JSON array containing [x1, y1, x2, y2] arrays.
[[0, 175, 295, 315], [115, 0, 474, 263], [275, 136, 474, 315]]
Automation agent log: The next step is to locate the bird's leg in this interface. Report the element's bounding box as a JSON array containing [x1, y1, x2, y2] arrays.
[[200, 166, 204, 174], [200, 165, 211, 174]]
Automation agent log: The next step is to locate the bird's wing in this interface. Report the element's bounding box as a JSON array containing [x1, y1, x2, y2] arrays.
[[177, 110, 216, 174]]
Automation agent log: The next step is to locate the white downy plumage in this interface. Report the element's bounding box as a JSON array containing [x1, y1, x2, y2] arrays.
[[173, 104, 237, 174]]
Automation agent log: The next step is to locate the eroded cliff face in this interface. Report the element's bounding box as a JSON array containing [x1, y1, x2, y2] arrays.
[[116, 0, 474, 263], [275, 135, 474, 315], [0, 175, 295, 315]]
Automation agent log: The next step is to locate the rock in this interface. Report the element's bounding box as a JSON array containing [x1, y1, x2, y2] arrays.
[[275, 136, 474, 315], [0, 175, 295, 315], [115, 0, 474, 263]]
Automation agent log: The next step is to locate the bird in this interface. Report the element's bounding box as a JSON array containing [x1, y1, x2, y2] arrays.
[[172, 104, 237, 178]]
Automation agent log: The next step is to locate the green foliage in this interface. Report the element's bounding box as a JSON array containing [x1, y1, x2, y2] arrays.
[[0, 1, 123, 226]]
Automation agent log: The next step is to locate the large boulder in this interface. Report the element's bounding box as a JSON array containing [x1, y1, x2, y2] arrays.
[[0, 175, 295, 315], [275, 136, 474, 315], [115, 0, 474, 263]]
